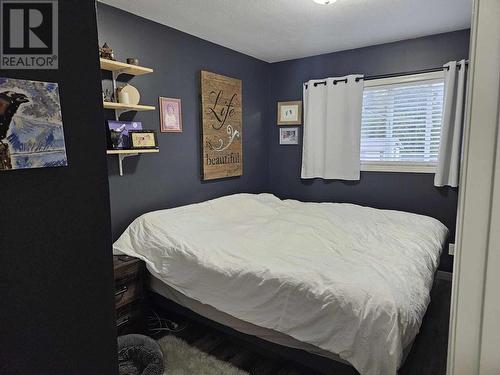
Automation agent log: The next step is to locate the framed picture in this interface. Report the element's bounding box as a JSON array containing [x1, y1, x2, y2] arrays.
[[279, 127, 299, 145], [277, 101, 302, 125], [0, 78, 68, 171], [200, 71, 242, 180], [107, 120, 142, 149], [129, 130, 158, 149], [159, 97, 182, 133]]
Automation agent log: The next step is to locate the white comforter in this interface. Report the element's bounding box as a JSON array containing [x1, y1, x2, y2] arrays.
[[114, 193, 447, 375]]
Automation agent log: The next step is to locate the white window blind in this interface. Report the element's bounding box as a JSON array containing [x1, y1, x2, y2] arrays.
[[360, 73, 444, 172]]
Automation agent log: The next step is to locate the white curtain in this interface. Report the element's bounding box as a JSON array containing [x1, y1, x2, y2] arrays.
[[301, 75, 364, 180], [434, 60, 467, 187]]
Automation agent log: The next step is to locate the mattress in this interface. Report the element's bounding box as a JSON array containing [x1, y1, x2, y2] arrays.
[[113, 193, 448, 375], [148, 273, 350, 364]]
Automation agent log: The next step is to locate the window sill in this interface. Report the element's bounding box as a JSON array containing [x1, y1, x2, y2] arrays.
[[360, 162, 437, 173]]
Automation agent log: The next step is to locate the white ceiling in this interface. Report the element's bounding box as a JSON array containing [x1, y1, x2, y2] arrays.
[[99, 0, 472, 63]]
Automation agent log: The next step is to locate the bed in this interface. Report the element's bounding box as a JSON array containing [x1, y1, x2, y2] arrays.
[[113, 193, 448, 375]]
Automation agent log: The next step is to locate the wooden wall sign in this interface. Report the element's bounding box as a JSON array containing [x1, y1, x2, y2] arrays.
[[200, 71, 242, 180]]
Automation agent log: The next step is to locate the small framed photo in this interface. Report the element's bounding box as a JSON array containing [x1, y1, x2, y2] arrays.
[[129, 130, 158, 149], [277, 101, 302, 125], [107, 120, 143, 149], [279, 127, 299, 145], [159, 97, 182, 133]]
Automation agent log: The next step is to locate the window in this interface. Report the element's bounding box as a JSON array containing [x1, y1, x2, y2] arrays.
[[360, 72, 444, 173]]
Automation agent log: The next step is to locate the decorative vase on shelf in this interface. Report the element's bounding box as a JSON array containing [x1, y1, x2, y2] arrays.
[[118, 91, 130, 105], [117, 84, 140, 105]]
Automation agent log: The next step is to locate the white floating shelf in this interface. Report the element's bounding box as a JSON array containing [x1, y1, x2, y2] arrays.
[[103, 101, 156, 112], [106, 149, 159, 155], [100, 58, 153, 76], [101, 55, 157, 176], [106, 149, 159, 176]]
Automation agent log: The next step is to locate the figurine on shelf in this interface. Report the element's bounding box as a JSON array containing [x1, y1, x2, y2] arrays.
[[99, 42, 115, 60], [126, 58, 140, 66], [102, 88, 113, 102]]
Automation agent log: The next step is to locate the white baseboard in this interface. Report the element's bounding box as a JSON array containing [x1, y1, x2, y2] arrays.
[[436, 270, 453, 282]]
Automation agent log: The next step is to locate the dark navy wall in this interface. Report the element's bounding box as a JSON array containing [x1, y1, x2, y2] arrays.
[[97, 3, 270, 240], [268, 30, 470, 272], [97, 3, 468, 272]]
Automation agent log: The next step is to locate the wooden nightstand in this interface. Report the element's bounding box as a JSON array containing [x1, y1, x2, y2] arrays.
[[113, 255, 146, 335]]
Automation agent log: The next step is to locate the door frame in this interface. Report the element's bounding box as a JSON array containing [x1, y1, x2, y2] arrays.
[[447, 0, 500, 374]]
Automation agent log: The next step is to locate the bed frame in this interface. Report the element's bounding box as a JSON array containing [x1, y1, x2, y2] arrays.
[[146, 263, 450, 375], [148, 290, 358, 375]]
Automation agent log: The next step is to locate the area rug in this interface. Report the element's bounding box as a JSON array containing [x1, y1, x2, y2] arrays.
[[158, 335, 249, 375]]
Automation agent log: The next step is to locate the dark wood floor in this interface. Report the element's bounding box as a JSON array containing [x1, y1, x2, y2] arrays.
[[149, 276, 452, 375], [398, 276, 452, 375]]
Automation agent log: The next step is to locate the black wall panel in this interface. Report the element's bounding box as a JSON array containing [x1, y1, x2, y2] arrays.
[[0, 1, 117, 374]]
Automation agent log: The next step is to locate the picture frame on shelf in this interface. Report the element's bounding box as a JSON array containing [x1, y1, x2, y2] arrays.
[[277, 101, 302, 125], [159, 97, 182, 133], [279, 127, 299, 145], [129, 130, 158, 149], [107, 120, 143, 149]]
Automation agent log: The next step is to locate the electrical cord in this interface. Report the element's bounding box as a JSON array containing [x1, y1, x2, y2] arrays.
[[147, 308, 188, 338]]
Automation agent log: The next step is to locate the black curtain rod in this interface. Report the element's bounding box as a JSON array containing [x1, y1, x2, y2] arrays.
[[305, 61, 469, 88]]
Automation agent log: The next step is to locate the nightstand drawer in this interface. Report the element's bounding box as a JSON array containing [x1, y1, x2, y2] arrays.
[[115, 279, 142, 308], [113, 255, 146, 334], [116, 300, 142, 334], [114, 255, 144, 284]]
